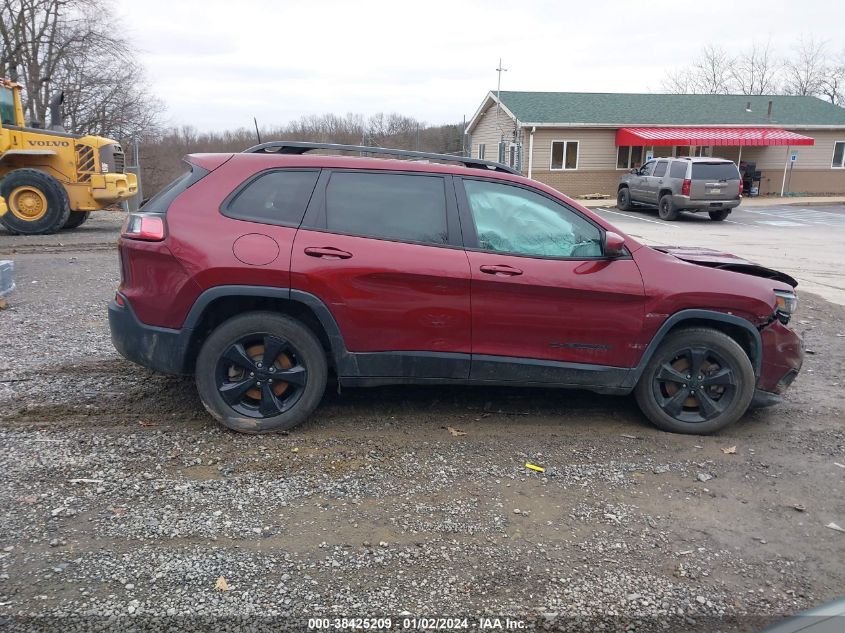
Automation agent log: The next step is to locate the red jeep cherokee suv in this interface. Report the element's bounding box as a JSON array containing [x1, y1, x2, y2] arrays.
[[109, 142, 803, 435]]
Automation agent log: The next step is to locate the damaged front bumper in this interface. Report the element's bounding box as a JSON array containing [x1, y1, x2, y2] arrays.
[[750, 319, 804, 408]]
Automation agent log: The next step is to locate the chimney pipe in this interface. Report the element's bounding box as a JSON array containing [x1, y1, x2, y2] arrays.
[[767, 100, 773, 122], [48, 91, 65, 133]]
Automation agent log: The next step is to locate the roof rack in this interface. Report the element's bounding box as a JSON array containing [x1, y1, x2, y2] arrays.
[[242, 141, 520, 175]]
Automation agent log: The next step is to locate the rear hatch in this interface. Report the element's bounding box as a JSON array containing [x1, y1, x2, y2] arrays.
[[689, 162, 740, 200]]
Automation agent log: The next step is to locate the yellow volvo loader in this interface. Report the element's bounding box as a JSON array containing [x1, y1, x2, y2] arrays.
[[0, 78, 138, 234]]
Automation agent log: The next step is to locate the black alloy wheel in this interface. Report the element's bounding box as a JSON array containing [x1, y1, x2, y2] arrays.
[[651, 345, 737, 423], [215, 334, 307, 418]]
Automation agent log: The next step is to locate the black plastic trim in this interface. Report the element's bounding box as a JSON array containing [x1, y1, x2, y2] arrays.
[[622, 309, 763, 389], [109, 297, 193, 375]]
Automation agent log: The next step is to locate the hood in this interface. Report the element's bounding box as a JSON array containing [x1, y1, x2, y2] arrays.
[[652, 246, 798, 288]]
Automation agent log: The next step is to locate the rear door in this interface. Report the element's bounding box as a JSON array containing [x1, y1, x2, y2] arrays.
[[690, 161, 741, 200], [456, 177, 646, 385], [644, 159, 669, 204], [291, 170, 472, 379]]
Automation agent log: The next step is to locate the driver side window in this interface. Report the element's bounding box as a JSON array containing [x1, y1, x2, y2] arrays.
[[463, 179, 602, 259], [640, 161, 656, 176]]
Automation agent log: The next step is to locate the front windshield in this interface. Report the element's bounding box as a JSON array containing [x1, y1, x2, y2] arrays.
[[0, 87, 15, 125]]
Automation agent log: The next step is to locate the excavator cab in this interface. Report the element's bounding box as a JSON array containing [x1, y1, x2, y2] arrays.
[[0, 78, 137, 235]]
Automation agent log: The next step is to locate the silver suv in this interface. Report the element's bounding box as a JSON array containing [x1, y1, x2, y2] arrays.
[[617, 157, 742, 221]]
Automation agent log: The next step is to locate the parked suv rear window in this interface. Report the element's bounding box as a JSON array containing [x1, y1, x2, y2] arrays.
[[325, 172, 448, 245], [669, 162, 687, 178], [225, 170, 319, 226], [691, 162, 739, 180]]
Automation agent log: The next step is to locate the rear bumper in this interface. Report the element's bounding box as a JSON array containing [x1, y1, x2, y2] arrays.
[[109, 296, 192, 375], [671, 195, 741, 211]]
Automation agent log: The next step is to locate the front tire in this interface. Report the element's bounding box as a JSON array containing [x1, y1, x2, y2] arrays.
[[617, 187, 632, 211], [657, 194, 679, 221], [634, 328, 755, 434], [195, 312, 328, 434], [709, 209, 730, 221], [0, 169, 71, 235]]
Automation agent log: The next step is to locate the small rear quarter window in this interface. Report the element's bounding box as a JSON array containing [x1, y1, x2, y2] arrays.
[[669, 162, 687, 178], [224, 170, 320, 226]]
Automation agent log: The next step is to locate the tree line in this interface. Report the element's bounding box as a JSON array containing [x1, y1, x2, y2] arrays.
[[662, 38, 844, 104], [138, 116, 465, 196]]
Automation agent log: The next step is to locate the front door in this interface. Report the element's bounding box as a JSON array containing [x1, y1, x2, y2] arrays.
[[631, 160, 655, 201], [291, 170, 472, 379], [456, 177, 646, 385]]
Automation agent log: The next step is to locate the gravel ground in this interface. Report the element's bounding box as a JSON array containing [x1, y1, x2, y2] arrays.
[[1, 214, 844, 632]]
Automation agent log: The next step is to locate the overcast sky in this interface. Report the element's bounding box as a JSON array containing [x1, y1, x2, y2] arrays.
[[114, 0, 845, 131]]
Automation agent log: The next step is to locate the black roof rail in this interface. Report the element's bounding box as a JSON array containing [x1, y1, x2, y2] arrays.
[[242, 141, 520, 175]]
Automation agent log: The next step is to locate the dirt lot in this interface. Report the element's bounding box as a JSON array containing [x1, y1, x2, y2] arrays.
[[1, 213, 844, 632]]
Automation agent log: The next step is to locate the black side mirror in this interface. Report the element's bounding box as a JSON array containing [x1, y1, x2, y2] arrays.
[[603, 231, 626, 258], [630, 168, 638, 174]]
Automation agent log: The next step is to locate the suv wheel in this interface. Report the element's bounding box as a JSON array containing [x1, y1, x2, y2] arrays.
[[657, 195, 679, 221], [617, 187, 632, 211], [634, 328, 755, 434], [195, 312, 327, 433], [709, 209, 730, 221]]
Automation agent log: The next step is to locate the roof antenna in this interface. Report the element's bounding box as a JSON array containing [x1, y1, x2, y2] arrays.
[[253, 117, 262, 144]]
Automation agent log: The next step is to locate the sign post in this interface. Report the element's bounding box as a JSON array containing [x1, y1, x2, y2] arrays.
[[780, 146, 793, 197]]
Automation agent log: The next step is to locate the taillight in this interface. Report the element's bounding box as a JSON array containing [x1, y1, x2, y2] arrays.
[[681, 179, 691, 196], [121, 213, 165, 241], [738, 179, 744, 196]]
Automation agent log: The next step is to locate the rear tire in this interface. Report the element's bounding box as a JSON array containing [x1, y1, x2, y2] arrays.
[[634, 328, 755, 434], [62, 211, 91, 230], [709, 209, 730, 221], [195, 312, 327, 434], [657, 194, 679, 221], [617, 187, 632, 211], [0, 169, 71, 235]]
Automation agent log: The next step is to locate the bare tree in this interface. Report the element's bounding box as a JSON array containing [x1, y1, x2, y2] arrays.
[[782, 36, 828, 96], [0, 0, 162, 138], [731, 40, 781, 95], [662, 44, 736, 94], [819, 50, 845, 105]]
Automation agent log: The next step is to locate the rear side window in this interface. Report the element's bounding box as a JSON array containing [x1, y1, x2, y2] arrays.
[[669, 162, 687, 178], [142, 162, 209, 214], [225, 170, 319, 226], [325, 172, 448, 245], [653, 161, 668, 177], [691, 162, 740, 180]]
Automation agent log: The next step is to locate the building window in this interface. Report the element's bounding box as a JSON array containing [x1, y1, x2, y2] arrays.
[[694, 146, 710, 157], [477, 144, 486, 160], [832, 141, 845, 168], [616, 146, 644, 169], [551, 140, 579, 170]]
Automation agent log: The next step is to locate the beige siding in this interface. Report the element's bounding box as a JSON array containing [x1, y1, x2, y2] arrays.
[[732, 130, 845, 170], [529, 128, 618, 173], [470, 103, 517, 161]]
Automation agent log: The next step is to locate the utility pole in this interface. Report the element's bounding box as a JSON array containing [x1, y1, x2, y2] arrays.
[[496, 58, 508, 162]]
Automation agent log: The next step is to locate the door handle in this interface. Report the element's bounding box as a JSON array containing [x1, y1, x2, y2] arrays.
[[304, 247, 353, 259], [479, 264, 523, 276]]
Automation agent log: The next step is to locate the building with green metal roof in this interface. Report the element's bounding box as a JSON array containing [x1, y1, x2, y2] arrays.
[[465, 91, 845, 197]]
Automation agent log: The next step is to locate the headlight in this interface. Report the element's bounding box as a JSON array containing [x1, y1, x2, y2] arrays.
[[774, 290, 797, 324]]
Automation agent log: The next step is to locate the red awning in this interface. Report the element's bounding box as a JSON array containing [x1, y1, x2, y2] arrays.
[[616, 127, 815, 147]]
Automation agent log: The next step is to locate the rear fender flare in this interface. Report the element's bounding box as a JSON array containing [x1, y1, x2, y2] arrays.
[[182, 285, 356, 374]]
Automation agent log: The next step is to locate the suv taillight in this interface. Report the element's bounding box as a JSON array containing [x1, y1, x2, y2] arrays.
[[681, 179, 691, 196], [738, 179, 744, 196], [121, 213, 165, 241]]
